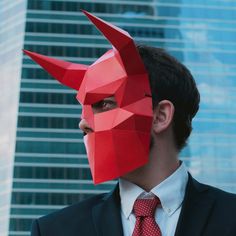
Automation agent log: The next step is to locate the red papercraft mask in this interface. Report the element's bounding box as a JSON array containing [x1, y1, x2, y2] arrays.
[[24, 10, 153, 184]]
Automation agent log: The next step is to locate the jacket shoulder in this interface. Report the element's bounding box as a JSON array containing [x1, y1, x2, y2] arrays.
[[207, 184, 236, 210], [41, 192, 107, 222], [33, 192, 109, 236], [192, 177, 236, 214], [198, 181, 236, 201]]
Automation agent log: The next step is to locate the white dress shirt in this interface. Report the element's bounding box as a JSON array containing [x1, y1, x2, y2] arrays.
[[119, 162, 188, 236]]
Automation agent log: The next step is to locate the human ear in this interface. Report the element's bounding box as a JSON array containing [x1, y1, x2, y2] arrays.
[[152, 100, 175, 134]]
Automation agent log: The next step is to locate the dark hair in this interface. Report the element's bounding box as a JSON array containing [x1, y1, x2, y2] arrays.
[[137, 45, 200, 150]]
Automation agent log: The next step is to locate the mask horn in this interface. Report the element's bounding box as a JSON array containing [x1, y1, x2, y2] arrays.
[[23, 50, 88, 90], [82, 10, 146, 75]]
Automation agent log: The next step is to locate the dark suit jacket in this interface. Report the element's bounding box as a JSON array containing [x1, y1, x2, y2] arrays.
[[31, 175, 236, 236]]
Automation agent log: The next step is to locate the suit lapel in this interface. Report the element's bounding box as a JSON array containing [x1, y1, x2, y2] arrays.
[[175, 175, 215, 236], [92, 184, 124, 236]]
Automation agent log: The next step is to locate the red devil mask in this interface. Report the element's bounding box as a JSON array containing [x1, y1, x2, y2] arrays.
[[24, 10, 153, 184]]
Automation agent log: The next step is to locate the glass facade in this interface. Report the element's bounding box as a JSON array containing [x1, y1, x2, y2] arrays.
[[1, 0, 235, 235]]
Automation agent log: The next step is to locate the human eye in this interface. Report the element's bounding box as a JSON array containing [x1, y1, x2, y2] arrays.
[[92, 96, 117, 114]]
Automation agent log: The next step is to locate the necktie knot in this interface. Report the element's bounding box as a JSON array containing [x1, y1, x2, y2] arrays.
[[133, 196, 160, 217]]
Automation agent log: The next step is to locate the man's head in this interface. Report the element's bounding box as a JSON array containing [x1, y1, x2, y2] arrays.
[[24, 11, 200, 184]]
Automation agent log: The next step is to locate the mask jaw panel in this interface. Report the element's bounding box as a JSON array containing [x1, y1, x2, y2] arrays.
[[23, 50, 88, 90], [89, 129, 150, 185], [113, 129, 150, 176], [82, 10, 146, 76], [93, 130, 118, 184]]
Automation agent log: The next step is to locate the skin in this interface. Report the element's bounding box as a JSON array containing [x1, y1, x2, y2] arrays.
[[79, 98, 180, 192]]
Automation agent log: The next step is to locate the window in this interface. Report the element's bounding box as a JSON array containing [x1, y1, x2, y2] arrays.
[[17, 116, 79, 128], [12, 192, 95, 205], [20, 92, 78, 104], [14, 166, 91, 179]]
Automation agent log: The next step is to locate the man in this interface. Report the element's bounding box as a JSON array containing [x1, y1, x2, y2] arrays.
[[26, 11, 236, 236]]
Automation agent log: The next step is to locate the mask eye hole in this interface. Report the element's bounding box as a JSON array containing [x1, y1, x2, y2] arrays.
[[92, 96, 117, 114]]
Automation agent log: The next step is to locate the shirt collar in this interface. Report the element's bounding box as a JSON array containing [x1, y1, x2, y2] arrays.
[[119, 162, 189, 219]]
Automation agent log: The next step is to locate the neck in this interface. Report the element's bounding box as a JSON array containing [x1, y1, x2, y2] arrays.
[[121, 139, 179, 192]]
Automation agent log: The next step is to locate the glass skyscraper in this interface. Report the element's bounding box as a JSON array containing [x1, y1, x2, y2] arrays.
[[0, 0, 235, 235], [0, 1, 27, 235]]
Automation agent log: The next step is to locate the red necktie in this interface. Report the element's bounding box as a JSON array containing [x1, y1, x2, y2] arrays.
[[132, 196, 162, 236]]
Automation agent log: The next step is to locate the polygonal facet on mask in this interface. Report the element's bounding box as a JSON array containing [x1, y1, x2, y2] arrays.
[[24, 10, 153, 184]]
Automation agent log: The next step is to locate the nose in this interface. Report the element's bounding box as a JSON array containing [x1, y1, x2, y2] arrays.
[[79, 119, 93, 134]]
